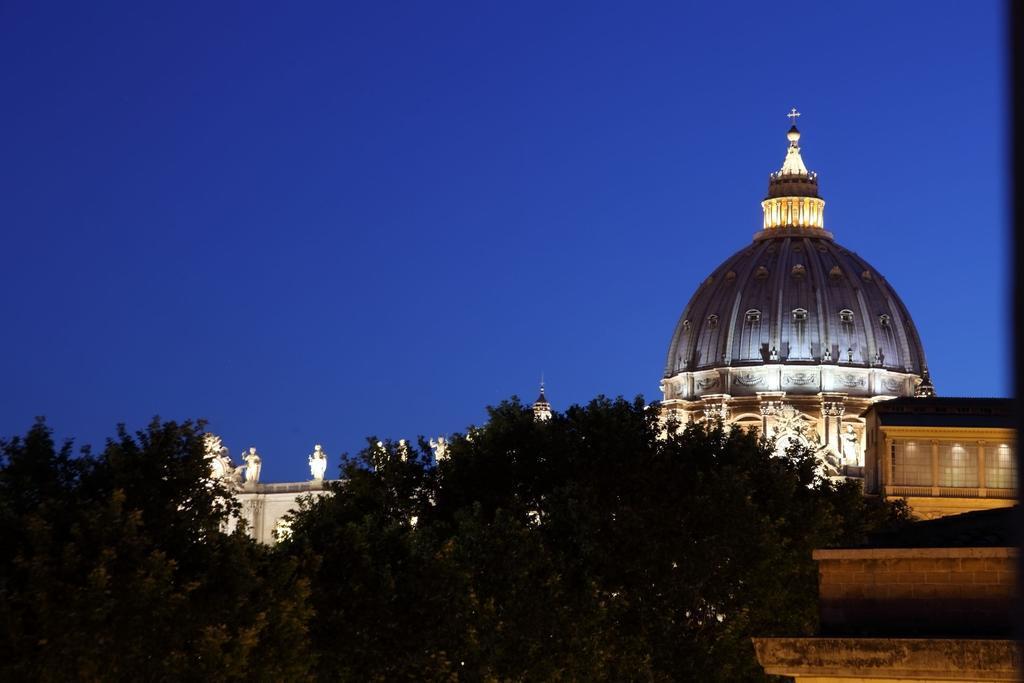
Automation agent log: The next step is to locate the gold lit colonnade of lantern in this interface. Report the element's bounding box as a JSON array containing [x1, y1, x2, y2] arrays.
[[762, 193, 825, 229]]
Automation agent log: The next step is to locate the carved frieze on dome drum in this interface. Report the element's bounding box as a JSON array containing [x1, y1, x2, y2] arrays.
[[837, 373, 866, 389], [882, 376, 905, 394], [782, 371, 819, 391], [694, 373, 720, 392], [735, 371, 766, 387]]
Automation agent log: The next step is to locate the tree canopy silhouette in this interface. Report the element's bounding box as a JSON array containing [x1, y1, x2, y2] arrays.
[[0, 419, 313, 681], [280, 396, 907, 681], [0, 399, 907, 680]]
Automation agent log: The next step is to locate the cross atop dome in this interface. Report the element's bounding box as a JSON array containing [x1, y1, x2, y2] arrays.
[[787, 107, 800, 124]]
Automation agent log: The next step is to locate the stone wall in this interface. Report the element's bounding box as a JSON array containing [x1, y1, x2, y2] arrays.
[[753, 637, 1021, 682], [814, 547, 1017, 636]]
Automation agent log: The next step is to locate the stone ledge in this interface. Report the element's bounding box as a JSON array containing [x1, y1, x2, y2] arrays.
[[813, 547, 1017, 560], [753, 637, 1020, 680]]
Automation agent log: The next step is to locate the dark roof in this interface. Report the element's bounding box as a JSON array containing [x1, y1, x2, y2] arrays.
[[864, 506, 1019, 548], [864, 397, 1014, 428], [663, 232, 928, 379]]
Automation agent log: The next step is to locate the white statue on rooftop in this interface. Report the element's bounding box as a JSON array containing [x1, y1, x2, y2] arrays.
[[398, 439, 409, 462], [309, 444, 328, 481], [242, 447, 262, 485]]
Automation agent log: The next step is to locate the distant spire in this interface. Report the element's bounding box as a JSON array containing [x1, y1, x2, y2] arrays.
[[532, 375, 552, 421], [915, 369, 936, 397]]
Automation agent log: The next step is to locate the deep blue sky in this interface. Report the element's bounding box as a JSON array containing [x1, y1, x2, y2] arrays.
[[1, 2, 1006, 482]]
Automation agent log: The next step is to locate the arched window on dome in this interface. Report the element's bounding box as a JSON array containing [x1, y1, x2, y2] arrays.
[[707, 314, 719, 329], [739, 309, 762, 361], [837, 309, 856, 363], [876, 313, 898, 368], [791, 308, 809, 359]]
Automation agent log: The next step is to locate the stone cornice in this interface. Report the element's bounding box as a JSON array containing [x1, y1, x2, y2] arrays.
[[753, 637, 1021, 680], [813, 547, 1017, 560]]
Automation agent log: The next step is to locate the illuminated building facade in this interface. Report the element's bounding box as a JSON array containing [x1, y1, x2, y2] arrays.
[[660, 111, 932, 479], [863, 397, 1016, 518]]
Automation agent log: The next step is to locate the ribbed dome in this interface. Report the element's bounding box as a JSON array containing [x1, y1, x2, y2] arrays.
[[661, 115, 929, 402], [663, 229, 927, 375]]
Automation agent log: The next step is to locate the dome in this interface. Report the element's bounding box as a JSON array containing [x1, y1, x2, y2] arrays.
[[664, 232, 927, 375], [661, 116, 929, 402]]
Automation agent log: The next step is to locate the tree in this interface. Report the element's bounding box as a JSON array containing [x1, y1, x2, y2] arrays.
[[0, 419, 314, 681], [281, 396, 908, 681], [1, 399, 907, 680]]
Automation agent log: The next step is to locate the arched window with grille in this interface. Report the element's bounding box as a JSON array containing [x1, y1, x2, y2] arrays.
[[986, 443, 1017, 490]]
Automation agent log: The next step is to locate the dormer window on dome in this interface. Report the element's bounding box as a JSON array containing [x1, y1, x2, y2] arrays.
[[745, 309, 761, 324], [839, 309, 855, 324]]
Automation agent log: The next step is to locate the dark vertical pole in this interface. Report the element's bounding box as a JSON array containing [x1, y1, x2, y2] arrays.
[[1009, 0, 1023, 649]]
